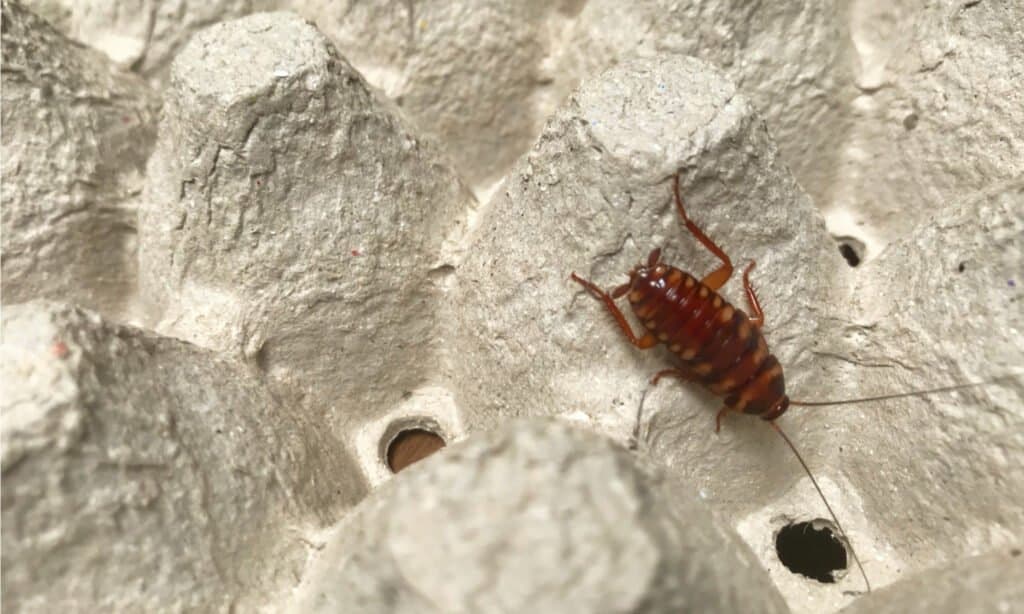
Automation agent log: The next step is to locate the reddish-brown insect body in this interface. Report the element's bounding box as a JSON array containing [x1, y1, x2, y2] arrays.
[[624, 257, 789, 424], [571, 174, 786, 432], [571, 173, 872, 593]]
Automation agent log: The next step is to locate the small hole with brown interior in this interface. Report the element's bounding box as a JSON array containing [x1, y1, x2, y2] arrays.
[[381, 418, 446, 473]]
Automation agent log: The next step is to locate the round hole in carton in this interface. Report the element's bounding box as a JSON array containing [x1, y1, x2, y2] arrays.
[[383, 422, 446, 473], [775, 520, 847, 584]]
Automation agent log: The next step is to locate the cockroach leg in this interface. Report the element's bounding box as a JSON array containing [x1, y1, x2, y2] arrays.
[[610, 282, 632, 299], [673, 173, 734, 291], [650, 367, 692, 386], [571, 273, 658, 349], [715, 406, 734, 433], [742, 260, 764, 328]]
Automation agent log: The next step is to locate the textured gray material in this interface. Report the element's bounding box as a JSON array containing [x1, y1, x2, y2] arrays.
[[138, 12, 474, 434], [838, 549, 1024, 614], [1, 0, 159, 317], [290, 419, 790, 614], [3, 4, 1023, 614], [729, 180, 1024, 612], [24, 1, 1024, 255], [555, 0, 851, 249], [28, 0, 253, 80], [839, 181, 1024, 566], [303, 0, 578, 193], [23, 0, 578, 196], [0, 302, 357, 613], [836, 0, 1024, 258]]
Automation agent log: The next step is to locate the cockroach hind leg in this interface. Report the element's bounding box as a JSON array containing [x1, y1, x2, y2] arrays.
[[671, 173, 734, 291]]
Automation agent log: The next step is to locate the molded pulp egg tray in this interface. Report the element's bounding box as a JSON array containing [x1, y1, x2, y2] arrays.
[[2, 2, 1022, 613]]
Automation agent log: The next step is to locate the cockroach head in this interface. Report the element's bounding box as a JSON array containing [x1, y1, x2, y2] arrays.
[[628, 247, 661, 278], [612, 248, 665, 298]]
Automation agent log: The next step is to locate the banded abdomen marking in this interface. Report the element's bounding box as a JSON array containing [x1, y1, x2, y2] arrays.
[[627, 264, 786, 418]]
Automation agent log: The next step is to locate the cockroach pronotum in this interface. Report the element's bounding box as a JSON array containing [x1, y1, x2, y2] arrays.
[[571, 173, 1014, 594]]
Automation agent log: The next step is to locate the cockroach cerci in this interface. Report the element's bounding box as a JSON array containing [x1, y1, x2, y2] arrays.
[[570, 173, 1014, 593]]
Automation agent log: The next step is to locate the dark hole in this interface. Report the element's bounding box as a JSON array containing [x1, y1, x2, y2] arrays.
[[386, 428, 446, 473], [1011, 548, 1022, 557], [832, 235, 865, 268], [903, 113, 919, 130], [838, 243, 861, 267], [958, 262, 966, 273], [776, 521, 847, 583]]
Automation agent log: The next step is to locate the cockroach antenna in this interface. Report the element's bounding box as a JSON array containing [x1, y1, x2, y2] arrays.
[[789, 374, 1020, 407], [769, 420, 871, 593]]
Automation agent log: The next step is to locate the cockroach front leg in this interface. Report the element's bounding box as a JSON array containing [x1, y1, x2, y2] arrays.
[[571, 273, 658, 349], [672, 174, 734, 291]]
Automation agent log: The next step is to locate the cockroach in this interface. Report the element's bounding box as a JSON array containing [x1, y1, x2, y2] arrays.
[[571, 173, 1013, 593]]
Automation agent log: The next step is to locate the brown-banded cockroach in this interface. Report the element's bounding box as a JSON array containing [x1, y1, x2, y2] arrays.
[[571, 172, 1015, 593]]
